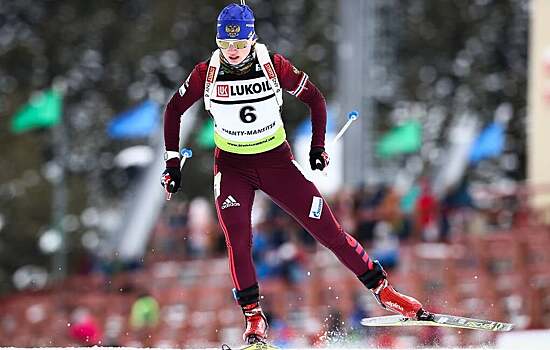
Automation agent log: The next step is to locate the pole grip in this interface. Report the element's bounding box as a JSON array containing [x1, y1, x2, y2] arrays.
[[165, 148, 193, 201]]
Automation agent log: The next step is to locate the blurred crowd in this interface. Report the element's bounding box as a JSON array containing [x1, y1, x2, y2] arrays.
[[149, 177, 531, 270]]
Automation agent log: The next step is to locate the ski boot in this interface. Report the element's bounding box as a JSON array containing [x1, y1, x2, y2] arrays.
[[360, 260, 432, 320], [242, 302, 268, 344], [372, 277, 430, 319]]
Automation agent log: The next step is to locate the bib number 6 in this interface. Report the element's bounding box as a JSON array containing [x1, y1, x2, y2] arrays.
[[239, 106, 257, 123]]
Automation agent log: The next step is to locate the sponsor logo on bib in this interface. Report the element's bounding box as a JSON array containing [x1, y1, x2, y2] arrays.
[[216, 81, 272, 97], [207, 66, 217, 83], [263, 63, 276, 79], [217, 85, 229, 97]]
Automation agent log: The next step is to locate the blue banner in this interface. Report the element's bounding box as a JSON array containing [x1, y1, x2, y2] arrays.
[[107, 100, 160, 139], [469, 122, 505, 164]]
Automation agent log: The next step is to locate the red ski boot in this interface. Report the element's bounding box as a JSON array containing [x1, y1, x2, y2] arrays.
[[359, 260, 428, 319], [242, 302, 268, 344], [371, 278, 425, 319]]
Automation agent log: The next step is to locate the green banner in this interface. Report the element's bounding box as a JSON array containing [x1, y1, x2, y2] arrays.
[[376, 120, 422, 158], [11, 89, 62, 133]]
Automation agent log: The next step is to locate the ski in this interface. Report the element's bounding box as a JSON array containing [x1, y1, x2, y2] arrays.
[[361, 313, 513, 332]]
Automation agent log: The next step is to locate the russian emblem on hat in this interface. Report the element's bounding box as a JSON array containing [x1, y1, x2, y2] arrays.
[[217, 3, 256, 40], [225, 24, 241, 38]]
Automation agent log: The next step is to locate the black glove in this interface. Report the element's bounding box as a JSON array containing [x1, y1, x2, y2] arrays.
[[161, 167, 181, 193], [309, 146, 330, 171]]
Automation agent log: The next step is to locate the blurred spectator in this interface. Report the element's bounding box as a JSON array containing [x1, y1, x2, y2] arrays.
[[415, 179, 440, 241], [375, 331, 398, 348], [371, 221, 400, 270], [68, 307, 102, 346], [187, 197, 216, 258], [378, 187, 402, 226], [355, 185, 388, 245], [440, 177, 475, 241], [398, 183, 421, 241], [331, 189, 357, 234], [417, 326, 443, 347], [348, 293, 370, 331], [152, 201, 189, 259], [268, 317, 296, 347], [130, 293, 160, 330], [129, 292, 160, 347], [1, 314, 17, 339], [252, 227, 307, 284]]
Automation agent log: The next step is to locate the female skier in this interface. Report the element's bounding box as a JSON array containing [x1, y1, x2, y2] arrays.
[[161, 2, 429, 345]]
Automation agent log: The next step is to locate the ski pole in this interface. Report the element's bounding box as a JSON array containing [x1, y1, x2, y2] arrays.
[[317, 110, 359, 175], [331, 110, 359, 147], [165, 147, 193, 201]]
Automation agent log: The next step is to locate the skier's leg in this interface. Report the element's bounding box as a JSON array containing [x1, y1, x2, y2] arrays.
[[213, 163, 257, 291], [258, 160, 425, 318], [258, 160, 373, 275], [213, 162, 268, 342]]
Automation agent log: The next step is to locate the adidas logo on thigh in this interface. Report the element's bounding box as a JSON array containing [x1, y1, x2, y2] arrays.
[[221, 195, 241, 209]]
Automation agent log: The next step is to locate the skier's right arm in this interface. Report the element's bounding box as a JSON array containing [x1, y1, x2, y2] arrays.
[[162, 63, 206, 193]]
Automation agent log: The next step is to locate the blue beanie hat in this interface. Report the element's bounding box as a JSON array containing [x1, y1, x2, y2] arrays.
[[217, 3, 256, 40]]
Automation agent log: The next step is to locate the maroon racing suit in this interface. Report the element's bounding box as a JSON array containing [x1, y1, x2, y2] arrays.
[[163, 50, 376, 297]]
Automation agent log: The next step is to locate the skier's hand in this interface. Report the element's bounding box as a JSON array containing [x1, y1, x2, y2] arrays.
[[309, 146, 330, 171], [161, 167, 181, 193]]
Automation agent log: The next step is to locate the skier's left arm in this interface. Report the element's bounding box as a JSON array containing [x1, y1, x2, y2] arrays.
[[274, 54, 329, 170]]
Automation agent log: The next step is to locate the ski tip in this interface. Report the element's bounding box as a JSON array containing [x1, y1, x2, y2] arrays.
[[501, 323, 514, 332], [348, 110, 359, 120]]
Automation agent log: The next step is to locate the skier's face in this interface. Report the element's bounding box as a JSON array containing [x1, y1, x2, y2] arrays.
[[218, 39, 254, 65]]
